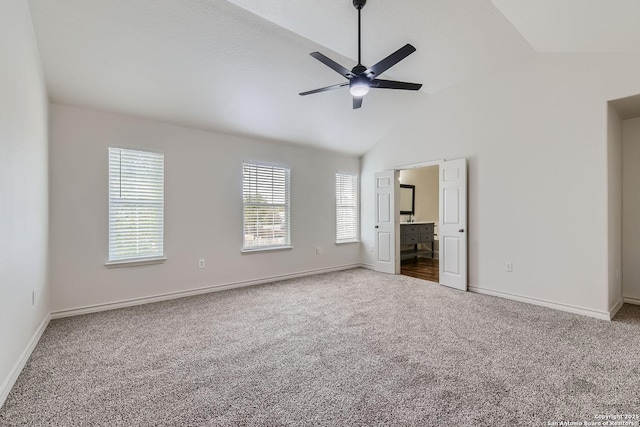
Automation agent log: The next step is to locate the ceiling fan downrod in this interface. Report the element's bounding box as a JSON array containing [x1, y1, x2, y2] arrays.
[[353, 0, 367, 66]]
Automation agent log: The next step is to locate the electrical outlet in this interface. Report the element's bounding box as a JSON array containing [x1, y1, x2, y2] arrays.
[[315, 247, 322, 255], [505, 262, 513, 273], [198, 259, 205, 269], [369, 246, 375, 253]]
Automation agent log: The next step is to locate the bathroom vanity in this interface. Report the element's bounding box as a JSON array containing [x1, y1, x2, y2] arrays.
[[400, 222, 436, 261]]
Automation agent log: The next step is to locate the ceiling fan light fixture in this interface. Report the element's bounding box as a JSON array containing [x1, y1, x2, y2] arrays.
[[350, 80, 370, 97]]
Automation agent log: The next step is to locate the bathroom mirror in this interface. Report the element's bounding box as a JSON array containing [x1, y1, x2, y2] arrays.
[[400, 184, 415, 215]]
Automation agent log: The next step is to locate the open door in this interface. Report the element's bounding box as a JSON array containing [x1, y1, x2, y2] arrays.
[[439, 158, 467, 291], [375, 170, 399, 274]]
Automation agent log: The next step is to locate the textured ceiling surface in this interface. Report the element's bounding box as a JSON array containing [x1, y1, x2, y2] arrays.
[[27, 0, 536, 154], [492, 0, 640, 53]]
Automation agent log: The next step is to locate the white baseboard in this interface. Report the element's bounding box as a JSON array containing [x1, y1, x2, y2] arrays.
[[623, 296, 640, 306], [359, 263, 376, 271], [609, 299, 624, 320], [468, 286, 612, 321], [0, 314, 50, 409], [51, 264, 364, 319]]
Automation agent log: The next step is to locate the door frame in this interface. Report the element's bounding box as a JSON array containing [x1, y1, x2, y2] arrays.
[[394, 159, 444, 275]]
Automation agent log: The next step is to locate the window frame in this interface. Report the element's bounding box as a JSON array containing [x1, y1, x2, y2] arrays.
[[241, 161, 293, 253], [106, 147, 166, 267], [335, 171, 360, 244]]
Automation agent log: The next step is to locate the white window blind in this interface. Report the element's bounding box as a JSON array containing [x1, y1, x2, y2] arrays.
[[336, 173, 358, 242], [109, 147, 164, 262], [243, 162, 291, 250]]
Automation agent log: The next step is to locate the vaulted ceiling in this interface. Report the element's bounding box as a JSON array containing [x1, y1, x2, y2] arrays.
[[26, 0, 637, 154], [492, 0, 640, 53]]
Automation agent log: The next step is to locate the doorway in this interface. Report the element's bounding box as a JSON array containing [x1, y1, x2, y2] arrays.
[[398, 165, 440, 282], [374, 158, 468, 291], [609, 96, 640, 313]]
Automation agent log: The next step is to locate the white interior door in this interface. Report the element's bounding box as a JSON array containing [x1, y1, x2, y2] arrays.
[[439, 158, 467, 290], [374, 170, 399, 274]]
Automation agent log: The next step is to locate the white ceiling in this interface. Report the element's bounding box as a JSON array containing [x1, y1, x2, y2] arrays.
[[27, 0, 536, 154], [491, 0, 640, 53], [29, 0, 417, 155]]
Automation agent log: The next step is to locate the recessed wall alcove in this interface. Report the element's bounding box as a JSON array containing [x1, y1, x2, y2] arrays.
[[608, 94, 640, 311]]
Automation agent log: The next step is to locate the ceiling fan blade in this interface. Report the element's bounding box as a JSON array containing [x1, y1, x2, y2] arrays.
[[364, 44, 417, 77], [310, 52, 355, 79], [371, 79, 422, 91], [299, 83, 349, 96], [353, 96, 363, 109]]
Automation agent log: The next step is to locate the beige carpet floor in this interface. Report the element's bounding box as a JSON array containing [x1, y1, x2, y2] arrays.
[[1, 268, 639, 426]]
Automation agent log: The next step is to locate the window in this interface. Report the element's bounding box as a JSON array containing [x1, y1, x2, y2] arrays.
[[242, 162, 291, 251], [336, 172, 359, 243], [108, 147, 164, 263]]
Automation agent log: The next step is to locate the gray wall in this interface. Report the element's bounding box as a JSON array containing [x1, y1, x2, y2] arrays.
[[49, 104, 360, 312], [361, 53, 640, 318], [0, 0, 50, 404]]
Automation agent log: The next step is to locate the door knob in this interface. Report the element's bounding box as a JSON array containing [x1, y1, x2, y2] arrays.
[[459, 229, 464, 233]]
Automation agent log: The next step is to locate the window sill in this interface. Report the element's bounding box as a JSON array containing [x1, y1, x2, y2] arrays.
[[241, 246, 294, 254], [336, 240, 360, 245], [105, 257, 167, 268]]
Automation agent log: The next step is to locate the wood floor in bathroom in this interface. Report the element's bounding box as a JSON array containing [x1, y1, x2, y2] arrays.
[[401, 257, 439, 282]]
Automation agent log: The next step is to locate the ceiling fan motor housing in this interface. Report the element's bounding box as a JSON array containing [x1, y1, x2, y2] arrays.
[[352, 64, 367, 76], [353, 0, 367, 10]]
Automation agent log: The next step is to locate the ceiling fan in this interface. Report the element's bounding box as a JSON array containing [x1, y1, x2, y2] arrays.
[[299, 0, 423, 109]]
